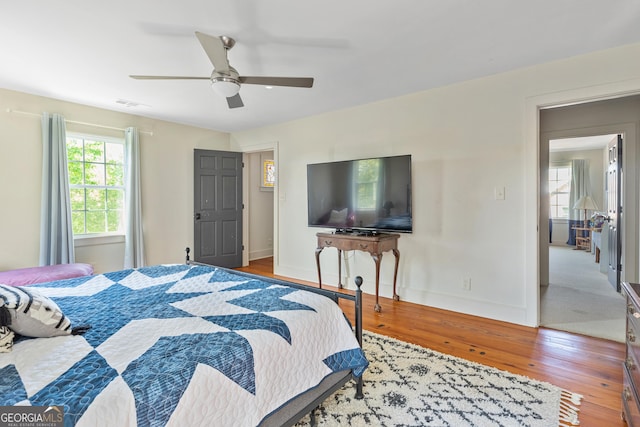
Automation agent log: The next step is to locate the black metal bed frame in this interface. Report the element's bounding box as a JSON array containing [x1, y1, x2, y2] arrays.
[[184, 248, 365, 426]]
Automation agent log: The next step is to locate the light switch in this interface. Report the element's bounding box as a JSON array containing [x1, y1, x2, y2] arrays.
[[494, 187, 505, 200]]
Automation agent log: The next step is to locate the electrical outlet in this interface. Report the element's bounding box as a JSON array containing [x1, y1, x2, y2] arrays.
[[463, 278, 471, 291]]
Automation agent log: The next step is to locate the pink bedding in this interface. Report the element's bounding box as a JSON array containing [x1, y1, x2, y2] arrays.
[[0, 263, 93, 286]]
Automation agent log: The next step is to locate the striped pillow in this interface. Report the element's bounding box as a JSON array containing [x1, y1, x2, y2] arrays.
[[0, 326, 13, 352], [0, 284, 71, 338]]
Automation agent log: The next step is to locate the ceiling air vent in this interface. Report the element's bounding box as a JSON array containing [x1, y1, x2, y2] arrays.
[[116, 98, 147, 108]]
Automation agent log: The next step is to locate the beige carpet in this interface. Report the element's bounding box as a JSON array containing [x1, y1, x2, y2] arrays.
[[541, 244, 625, 342]]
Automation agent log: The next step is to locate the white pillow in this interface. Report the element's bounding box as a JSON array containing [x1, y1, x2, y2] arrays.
[[0, 284, 72, 338], [327, 208, 348, 225]]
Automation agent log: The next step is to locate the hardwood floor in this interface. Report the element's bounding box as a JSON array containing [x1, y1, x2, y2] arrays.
[[237, 257, 626, 427]]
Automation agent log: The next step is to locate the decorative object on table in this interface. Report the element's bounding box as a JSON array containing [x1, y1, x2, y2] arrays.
[[297, 331, 582, 427], [573, 195, 599, 228], [591, 212, 606, 229]]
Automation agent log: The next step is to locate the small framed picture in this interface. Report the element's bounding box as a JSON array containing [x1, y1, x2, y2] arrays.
[[263, 160, 275, 188]]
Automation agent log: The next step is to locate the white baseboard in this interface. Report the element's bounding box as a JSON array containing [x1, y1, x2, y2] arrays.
[[249, 249, 273, 261]]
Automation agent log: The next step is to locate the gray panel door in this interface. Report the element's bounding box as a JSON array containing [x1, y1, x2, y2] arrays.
[[606, 135, 622, 292], [194, 149, 243, 268]]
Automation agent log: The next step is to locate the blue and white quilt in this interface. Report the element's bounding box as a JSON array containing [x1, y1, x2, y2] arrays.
[[0, 264, 368, 426]]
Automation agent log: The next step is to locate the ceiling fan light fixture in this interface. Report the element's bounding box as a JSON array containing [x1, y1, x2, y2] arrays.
[[211, 77, 240, 97]]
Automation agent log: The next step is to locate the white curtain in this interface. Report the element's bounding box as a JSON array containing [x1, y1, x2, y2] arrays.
[[40, 113, 75, 265], [567, 159, 591, 245], [124, 127, 145, 268], [568, 159, 592, 220]]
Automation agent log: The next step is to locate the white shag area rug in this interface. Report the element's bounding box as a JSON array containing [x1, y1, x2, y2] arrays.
[[297, 331, 582, 427]]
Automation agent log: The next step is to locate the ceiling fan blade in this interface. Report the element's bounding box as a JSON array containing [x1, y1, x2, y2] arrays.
[[195, 31, 230, 74], [227, 93, 244, 109], [129, 75, 210, 80], [239, 76, 314, 88]]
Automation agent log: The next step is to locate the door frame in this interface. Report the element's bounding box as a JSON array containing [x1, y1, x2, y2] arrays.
[[237, 141, 279, 268], [539, 127, 628, 290], [525, 81, 640, 327]]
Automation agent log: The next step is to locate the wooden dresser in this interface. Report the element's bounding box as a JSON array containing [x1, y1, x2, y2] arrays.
[[622, 281, 640, 425]]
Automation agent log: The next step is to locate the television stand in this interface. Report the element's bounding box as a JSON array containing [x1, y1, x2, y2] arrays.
[[315, 232, 400, 312]]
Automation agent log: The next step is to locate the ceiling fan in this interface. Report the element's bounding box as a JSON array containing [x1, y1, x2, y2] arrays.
[[130, 32, 314, 109]]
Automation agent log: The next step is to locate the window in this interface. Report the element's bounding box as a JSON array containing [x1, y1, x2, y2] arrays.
[[67, 135, 125, 235], [354, 159, 381, 210], [549, 164, 571, 219]]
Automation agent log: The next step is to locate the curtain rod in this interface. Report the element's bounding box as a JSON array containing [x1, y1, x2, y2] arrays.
[[6, 108, 153, 136]]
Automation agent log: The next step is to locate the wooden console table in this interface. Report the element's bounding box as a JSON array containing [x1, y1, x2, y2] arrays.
[[572, 226, 592, 251], [315, 232, 400, 312]]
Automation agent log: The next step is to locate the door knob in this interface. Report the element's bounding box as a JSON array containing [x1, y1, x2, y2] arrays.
[[195, 213, 201, 220]]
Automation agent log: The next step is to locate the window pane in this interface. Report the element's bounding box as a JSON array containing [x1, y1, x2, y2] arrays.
[[86, 189, 106, 210], [70, 188, 85, 210], [67, 138, 83, 162], [549, 165, 571, 219], [107, 189, 124, 209], [84, 140, 104, 162], [106, 164, 124, 186], [72, 212, 86, 235], [85, 163, 105, 186], [107, 209, 123, 232], [68, 161, 84, 185], [557, 168, 571, 180], [86, 211, 106, 233], [106, 142, 124, 164], [557, 193, 569, 206]]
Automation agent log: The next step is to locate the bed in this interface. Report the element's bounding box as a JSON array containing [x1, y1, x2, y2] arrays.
[[0, 258, 367, 426]]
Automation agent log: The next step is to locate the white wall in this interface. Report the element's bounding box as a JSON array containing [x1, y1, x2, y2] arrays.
[[231, 41, 640, 327], [0, 88, 230, 273]]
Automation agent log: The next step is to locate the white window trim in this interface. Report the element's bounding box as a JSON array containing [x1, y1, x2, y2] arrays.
[[73, 233, 125, 247], [67, 132, 126, 238], [549, 162, 572, 219]]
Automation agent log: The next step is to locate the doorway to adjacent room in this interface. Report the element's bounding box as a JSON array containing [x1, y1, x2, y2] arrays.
[[541, 135, 625, 342]]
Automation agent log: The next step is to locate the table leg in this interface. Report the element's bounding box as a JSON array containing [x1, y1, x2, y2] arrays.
[[338, 249, 343, 289], [315, 247, 324, 288], [372, 252, 382, 312], [392, 248, 400, 301]]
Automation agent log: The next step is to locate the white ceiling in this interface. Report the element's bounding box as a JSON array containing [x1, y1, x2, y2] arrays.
[[3, 1, 640, 133], [550, 135, 617, 152]]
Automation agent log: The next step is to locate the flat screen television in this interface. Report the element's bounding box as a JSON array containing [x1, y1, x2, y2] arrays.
[[307, 154, 412, 233]]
